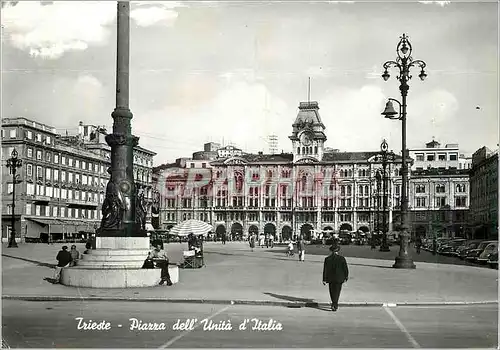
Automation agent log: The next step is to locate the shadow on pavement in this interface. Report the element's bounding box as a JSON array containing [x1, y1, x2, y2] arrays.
[[208, 251, 295, 262], [349, 263, 393, 269], [263, 292, 333, 312], [3, 254, 55, 268]]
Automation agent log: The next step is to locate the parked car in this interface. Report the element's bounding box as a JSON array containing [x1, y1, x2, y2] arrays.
[[487, 251, 498, 269], [476, 242, 498, 264], [465, 240, 497, 262], [438, 239, 467, 256], [457, 240, 484, 259]]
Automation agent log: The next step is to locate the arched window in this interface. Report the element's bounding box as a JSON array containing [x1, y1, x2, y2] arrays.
[[267, 170, 273, 178], [348, 170, 352, 177], [314, 146, 318, 154], [309, 147, 313, 154], [297, 147, 301, 154], [302, 147, 306, 155]]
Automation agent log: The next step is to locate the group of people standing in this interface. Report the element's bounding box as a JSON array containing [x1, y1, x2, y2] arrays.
[[248, 233, 275, 251]]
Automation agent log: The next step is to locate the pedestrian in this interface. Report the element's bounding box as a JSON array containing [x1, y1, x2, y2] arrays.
[[221, 232, 226, 245], [69, 245, 80, 266], [147, 244, 173, 286], [53, 246, 72, 284], [322, 243, 349, 312], [265, 234, 269, 248], [287, 241, 294, 257], [249, 234, 256, 252], [297, 236, 306, 262], [270, 234, 274, 248], [432, 237, 437, 255], [83, 241, 92, 254], [415, 236, 422, 255]]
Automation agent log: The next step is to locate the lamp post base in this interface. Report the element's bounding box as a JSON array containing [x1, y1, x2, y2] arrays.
[[8, 240, 18, 248], [393, 256, 416, 269]]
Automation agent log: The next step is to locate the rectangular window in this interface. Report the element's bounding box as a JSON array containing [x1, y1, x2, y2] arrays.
[[435, 197, 447, 207], [455, 196, 467, 207], [54, 154, 59, 164], [27, 148, 33, 158], [54, 169, 59, 181], [45, 168, 51, 180], [75, 160, 80, 168], [36, 134, 42, 142], [427, 154, 435, 161], [27, 183, 34, 195], [416, 197, 426, 207], [68, 173, 73, 183], [61, 171, 66, 182], [46, 136, 51, 144], [27, 164, 33, 176], [449, 154, 458, 161], [36, 150, 42, 160], [9, 129, 17, 138], [438, 154, 446, 161], [61, 156, 66, 165], [36, 166, 42, 179], [82, 161, 86, 170], [25, 204, 32, 215], [61, 207, 66, 218], [69, 158, 73, 167], [416, 154, 424, 161], [52, 206, 58, 217], [35, 205, 41, 216]]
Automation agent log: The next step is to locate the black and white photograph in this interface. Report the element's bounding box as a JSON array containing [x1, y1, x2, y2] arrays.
[[1, 0, 498, 348]]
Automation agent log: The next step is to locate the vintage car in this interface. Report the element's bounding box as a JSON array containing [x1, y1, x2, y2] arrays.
[[476, 242, 498, 264]]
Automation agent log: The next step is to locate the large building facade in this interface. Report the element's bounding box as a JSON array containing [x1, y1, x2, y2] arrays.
[[469, 146, 498, 239], [1, 117, 156, 243], [407, 140, 471, 239], [153, 101, 406, 241]]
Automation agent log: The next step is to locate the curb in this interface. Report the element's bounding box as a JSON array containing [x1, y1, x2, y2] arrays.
[[3, 295, 497, 308]]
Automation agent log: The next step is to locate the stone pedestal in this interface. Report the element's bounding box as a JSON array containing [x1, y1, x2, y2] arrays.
[[60, 237, 179, 288]]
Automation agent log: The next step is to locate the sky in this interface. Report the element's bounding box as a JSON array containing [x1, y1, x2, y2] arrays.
[[2, 1, 498, 165]]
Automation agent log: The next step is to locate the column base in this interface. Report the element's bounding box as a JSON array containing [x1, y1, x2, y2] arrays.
[[393, 256, 416, 269]]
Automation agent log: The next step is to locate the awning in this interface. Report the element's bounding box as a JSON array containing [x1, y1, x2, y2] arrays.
[[27, 218, 65, 226]]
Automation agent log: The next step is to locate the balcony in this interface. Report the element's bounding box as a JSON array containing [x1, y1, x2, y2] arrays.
[[356, 206, 371, 211], [338, 206, 353, 211], [66, 198, 99, 208], [31, 194, 51, 203], [295, 206, 317, 211], [280, 206, 292, 210]]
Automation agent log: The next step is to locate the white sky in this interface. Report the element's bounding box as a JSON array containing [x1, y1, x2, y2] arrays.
[[2, 1, 498, 165]]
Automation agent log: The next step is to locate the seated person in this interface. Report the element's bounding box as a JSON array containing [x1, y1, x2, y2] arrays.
[[147, 244, 173, 286]]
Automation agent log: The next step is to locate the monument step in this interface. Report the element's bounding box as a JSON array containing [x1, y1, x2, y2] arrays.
[[84, 248, 151, 256], [61, 266, 179, 288], [80, 255, 147, 262], [77, 260, 144, 268]]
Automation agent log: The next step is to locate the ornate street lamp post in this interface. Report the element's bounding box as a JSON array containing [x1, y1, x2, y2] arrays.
[[381, 33, 427, 269], [375, 170, 382, 244], [375, 140, 397, 252], [6, 149, 22, 248]]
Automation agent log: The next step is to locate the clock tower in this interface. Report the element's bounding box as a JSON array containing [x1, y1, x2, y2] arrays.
[[289, 101, 327, 162]]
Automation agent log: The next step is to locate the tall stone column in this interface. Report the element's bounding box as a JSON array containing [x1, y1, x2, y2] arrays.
[[98, 1, 145, 240]]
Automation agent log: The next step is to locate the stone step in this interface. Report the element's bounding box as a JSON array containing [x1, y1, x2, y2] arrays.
[[77, 260, 144, 268], [80, 255, 147, 262], [85, 249, 151, 256], [61, 266, 179, 288]]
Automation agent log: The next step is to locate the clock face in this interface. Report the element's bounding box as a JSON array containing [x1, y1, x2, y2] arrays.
[[301, 133, 312, 146]]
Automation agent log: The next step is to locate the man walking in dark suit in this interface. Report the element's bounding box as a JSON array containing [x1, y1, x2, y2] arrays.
[[323, 243, 349, 311]]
